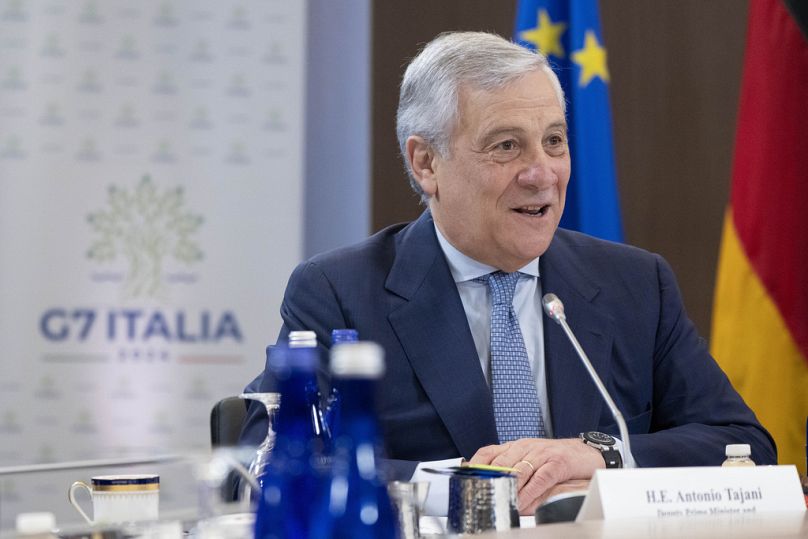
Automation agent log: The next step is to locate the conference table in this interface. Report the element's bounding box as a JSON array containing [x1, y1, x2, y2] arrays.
[[2, 456, 805, 538], [473, 511, 808, 538]]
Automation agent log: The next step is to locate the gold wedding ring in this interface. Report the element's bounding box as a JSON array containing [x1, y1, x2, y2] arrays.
[[517, 459, 535, 473]]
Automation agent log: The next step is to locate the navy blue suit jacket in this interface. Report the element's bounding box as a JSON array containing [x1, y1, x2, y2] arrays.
[[240, 211, 775, 476]]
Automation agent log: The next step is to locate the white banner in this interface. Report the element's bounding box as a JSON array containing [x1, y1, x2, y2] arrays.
[[0, 0, 306, 527]]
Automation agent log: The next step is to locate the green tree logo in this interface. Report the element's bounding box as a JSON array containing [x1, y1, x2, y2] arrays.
[[87, 175, 203, 298]]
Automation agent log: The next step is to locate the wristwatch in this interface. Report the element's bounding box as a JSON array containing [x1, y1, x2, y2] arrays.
[[579, 431, 623, 468]]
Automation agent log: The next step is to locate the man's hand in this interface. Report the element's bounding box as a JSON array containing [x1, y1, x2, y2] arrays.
[[469, 438, 603, 515]]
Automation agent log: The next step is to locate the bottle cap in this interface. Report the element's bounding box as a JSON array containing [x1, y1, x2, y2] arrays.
[[16, 512, 55, 535], [330, 341, 385, 378], [331, 328, 358, 344], [288, 330, 317, 348], [725, 443, 751, 457]]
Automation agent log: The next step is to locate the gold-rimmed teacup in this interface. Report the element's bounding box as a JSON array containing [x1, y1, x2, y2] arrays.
[[68, 474, 159, 525]]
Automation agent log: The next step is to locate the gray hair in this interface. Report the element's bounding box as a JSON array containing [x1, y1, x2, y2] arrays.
[[396, 31, 565, 201]]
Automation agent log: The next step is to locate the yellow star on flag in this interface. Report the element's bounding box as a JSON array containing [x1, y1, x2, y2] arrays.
[[519, 9, 567, 58], [571, 30, 610, 86]]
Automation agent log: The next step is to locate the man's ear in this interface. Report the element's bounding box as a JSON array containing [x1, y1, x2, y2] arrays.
[[406, 136, 438, 197]]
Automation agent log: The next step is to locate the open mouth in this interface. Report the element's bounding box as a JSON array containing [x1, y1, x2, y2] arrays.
[[513, 205, 549, 216]]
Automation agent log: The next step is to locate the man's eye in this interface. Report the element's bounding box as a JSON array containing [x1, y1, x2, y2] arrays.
[[497, 140, 517, 151], [547, 134, 565, 146]]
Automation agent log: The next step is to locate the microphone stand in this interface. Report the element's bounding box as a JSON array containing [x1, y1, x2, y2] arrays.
[[542, 293, 637, 468]]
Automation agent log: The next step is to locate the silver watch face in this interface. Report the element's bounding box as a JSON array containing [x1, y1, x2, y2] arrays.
[[585, 431, 615, 446]]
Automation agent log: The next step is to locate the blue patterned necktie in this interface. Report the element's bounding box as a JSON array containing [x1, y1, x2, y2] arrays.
[[476, 271, 546, 442]]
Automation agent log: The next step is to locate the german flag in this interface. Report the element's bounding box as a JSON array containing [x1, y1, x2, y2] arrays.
[[711, 0, 808, 476]]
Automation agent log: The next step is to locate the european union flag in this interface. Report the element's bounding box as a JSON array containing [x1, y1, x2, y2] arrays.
[[515, 0, 623, 242]]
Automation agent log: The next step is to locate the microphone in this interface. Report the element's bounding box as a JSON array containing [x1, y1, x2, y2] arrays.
[[542, 293, 637, 468]]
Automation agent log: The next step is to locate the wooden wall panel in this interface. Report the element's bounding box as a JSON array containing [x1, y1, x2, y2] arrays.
[[371, 2, 516, 229]]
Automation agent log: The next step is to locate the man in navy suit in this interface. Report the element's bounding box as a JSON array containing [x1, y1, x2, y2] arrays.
[[241, 31, 775, 514]]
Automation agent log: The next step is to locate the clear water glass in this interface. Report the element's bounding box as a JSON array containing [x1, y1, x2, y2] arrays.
[[238, 393, 281, 481]]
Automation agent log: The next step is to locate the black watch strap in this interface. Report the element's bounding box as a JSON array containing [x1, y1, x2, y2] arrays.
[[599, 446, 623, 468], [580, 431, 623, 469]]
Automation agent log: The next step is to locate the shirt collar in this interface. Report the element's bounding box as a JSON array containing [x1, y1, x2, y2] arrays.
[[433, 223, 540, 283]]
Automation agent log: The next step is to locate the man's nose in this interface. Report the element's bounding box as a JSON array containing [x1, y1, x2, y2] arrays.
[[516, 149, 557, 188]]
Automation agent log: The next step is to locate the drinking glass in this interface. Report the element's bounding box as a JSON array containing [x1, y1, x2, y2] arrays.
[[238, 393, 281, 492]]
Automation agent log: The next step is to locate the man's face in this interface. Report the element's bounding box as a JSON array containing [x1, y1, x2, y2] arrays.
[[423, 70, 570, 272]]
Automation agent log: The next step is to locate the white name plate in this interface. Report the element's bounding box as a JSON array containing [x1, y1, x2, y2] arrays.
[[577, 465, 806, 521]]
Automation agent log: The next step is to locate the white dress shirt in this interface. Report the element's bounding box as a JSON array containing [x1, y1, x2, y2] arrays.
[[433, 225, 554, 436]]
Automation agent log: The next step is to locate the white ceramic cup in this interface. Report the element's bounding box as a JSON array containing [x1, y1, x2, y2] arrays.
[[68, 474, 159, 525]]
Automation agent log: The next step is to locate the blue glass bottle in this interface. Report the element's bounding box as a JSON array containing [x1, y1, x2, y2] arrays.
[[254, 345, 324, 539], [288, 330, 330, 446], [248, 335, 327, 498], [311, 342, 398, 539], [324, 329, 359, 445]]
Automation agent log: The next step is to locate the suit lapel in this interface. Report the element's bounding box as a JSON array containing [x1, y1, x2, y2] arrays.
[[540, 231, 616, 438], [386, 212, 498, 458]]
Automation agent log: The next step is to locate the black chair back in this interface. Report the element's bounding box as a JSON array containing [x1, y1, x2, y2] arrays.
[[210, 396, 247, 447]]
